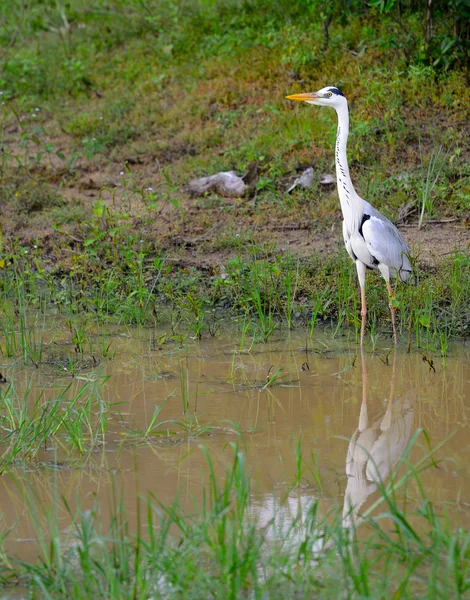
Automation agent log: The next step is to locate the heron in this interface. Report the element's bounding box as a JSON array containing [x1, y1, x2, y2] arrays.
[[286, 87, 412, 345]]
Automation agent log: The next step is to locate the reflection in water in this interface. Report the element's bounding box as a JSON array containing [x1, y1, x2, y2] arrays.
[[1, 330, 469, 566], [342, 350, 415, 529]]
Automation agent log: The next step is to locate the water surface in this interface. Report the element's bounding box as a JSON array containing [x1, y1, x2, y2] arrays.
[[1, 329, 469, 565]]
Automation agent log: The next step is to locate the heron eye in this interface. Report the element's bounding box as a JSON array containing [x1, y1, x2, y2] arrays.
[[327, 92, 333, 97]]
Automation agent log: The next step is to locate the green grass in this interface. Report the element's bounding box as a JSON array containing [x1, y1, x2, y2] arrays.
[[0, 1, 469, 351], [0, 326, 469, 596], [0, 342, 220, 473], [1, 1, 469, 208], [0, 216, 469, 354], [1, 436, 469, 598]]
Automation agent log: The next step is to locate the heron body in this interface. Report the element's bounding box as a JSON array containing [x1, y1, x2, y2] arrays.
[[287, 87, 412, 345]]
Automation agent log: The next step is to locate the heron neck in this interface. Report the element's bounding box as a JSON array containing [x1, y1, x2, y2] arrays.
[[334, 103, 360, 224]]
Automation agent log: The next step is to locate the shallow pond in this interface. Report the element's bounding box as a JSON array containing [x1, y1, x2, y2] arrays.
[[1, 327, 469, 569]]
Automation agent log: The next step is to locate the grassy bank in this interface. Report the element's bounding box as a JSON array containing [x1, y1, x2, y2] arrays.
[[1, 0, 469, 349], [1, 216, 469, 359], [1, 2, 469, 227], [0, 1, 469, 351]]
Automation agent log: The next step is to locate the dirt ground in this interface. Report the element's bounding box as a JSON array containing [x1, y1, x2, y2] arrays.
[[162, 213, 470, 271], [3, 135, 469, 272]]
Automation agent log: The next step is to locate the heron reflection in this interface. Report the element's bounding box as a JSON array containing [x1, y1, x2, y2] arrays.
[[342, 350, 415, 530]]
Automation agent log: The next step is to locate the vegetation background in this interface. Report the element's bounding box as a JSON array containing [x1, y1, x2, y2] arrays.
[[0, 1, 470, 597]]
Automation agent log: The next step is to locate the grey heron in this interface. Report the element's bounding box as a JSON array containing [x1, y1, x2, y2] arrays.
[[287, 87, 412, 345]]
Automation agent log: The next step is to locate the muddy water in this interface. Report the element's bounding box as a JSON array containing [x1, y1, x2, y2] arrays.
[[1, 329, 470, 564]]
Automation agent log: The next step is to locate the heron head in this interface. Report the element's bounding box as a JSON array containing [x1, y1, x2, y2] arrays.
[[286, 86, 346, 108]]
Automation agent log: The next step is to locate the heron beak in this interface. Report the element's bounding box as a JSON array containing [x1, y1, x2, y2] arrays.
[[285, 92, 319, 102]]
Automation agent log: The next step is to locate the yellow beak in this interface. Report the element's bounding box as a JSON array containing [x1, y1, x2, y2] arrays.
[[286, 92, 319, 101]]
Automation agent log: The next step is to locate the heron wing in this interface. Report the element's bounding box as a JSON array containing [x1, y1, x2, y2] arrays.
[[360, 208, 412, 276]]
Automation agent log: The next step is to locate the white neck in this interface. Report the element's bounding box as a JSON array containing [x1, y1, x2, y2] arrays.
[[334, 103, 362, 228]]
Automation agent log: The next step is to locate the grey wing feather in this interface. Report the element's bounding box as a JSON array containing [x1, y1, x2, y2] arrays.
[[361, 202, 412, 278]]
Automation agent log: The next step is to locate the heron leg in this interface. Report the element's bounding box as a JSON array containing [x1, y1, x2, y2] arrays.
[[385, 281, 398, 346], [360, 286, 367, 346], [356, 262, 367, 347]]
